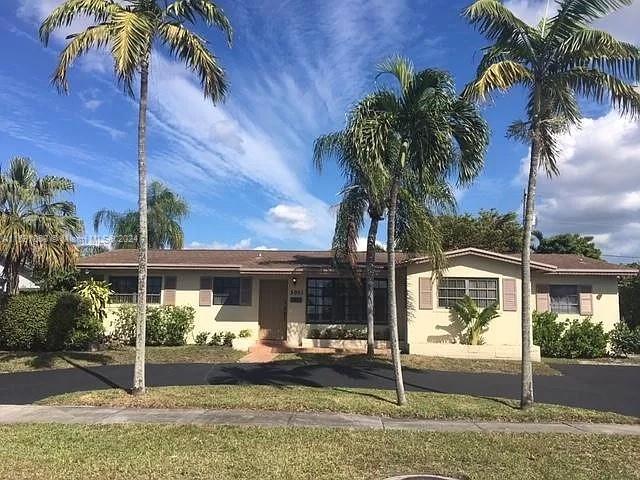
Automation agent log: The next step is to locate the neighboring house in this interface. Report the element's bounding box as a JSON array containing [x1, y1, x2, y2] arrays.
[[78, 247, 636, 360], [0, 264, 39, 292]]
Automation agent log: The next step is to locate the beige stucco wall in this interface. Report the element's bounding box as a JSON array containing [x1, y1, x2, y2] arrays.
[[405, 254, 624, 356], [406, 255, 526, 349], [101, 269, 260, 342], [531, 273, 621, 332]]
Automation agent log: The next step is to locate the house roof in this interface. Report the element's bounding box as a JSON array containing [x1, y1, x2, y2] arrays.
[[77, 249, 399, 273], [77, 247, 637, 276]]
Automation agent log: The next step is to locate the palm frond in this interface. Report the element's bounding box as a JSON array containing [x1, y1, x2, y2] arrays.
[[159, 22, 227, 101], [110, 9, 154, 91], [166, 0, 233, 45], [549, 0, 633, 41], [376, 55, 415, 96], [39, 0, 121, 45], [463, 0, 535, 56], [51, 23, 112, 93], [560, 67, 640, 116], [463, 60, 534, 102]]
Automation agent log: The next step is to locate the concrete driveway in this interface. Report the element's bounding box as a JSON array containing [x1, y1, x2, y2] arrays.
[[0, 361, 638, 417]]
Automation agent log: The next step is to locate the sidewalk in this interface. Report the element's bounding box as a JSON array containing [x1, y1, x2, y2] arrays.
[[1, 405, 639, 434]]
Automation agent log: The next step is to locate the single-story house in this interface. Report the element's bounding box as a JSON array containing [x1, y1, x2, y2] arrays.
[[78, 247, 637, 361]]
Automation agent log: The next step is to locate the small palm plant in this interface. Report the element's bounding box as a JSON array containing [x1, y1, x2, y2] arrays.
[[451, 295, 499, 346]]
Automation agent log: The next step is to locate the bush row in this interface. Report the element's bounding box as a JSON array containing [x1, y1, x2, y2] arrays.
[[532, 311, 608, 358], [307, 326, 390, 340], [0, 292, 104, 351], [193, 330, 250, 347], [109, 304, 195, 347]]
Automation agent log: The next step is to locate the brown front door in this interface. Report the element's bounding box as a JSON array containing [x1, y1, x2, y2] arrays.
[[258, 279, 288, 340]]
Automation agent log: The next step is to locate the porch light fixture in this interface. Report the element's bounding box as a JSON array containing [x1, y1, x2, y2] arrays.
[[291, 277, 297, 285]]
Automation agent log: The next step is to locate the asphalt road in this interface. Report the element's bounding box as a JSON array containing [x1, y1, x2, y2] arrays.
[[0, 361, 638, 416]]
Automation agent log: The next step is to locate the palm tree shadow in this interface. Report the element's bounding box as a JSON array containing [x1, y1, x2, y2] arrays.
[[331, 387, 397, 405], [58, 356, 129, 392]]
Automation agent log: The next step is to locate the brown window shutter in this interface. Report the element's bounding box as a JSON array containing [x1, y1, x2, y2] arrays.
[[579, 285, 593, 315], [418, 277, 433, 310], [535, 284, 550, 312], [199, 276, 212, 306], [164, 276, 177, 306], [240, 278, 252, 306], [502, 278, 517, 311]]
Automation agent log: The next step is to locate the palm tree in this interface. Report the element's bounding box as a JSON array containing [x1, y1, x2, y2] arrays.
[[94, 180, 189, 249], [463, 0, 640, 409], [0, 157, 83, 295], [451, 295, 499, 345], [314, 127, 456, 358], [41, 0, 231, 395], [349, 57, 489, 404]]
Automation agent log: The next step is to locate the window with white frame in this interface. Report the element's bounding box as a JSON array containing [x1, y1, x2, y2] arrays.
[[549, 285, 579, 314], [438, 278, 498, 308]]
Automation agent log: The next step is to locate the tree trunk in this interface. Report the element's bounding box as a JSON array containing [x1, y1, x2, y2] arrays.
[[365, 215, 380, 358], [521, 89, 542, 409], [4, 259, 19, 296], [387, 179, 406, 406], [132, 56, 149, 396]]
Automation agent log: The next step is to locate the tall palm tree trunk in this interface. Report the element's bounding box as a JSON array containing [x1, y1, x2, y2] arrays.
[[520, 89, 542, 409], [132, 56, 149, 396], [4, 258, 19, 296], [365, 215, 380, 357], [387, 179, 406, 406]]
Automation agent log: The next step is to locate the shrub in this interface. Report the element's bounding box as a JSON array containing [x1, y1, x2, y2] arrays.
[[451, 295, 499, 345], [238, 329, 252, 338], [533, 311, 608, 358], [194, 331, 210, 346], [609, 322, 640, 356], [559, 319, 608, 359], [307, 327, 367, 340], [533, 311, 566, 357], [207, 331, 236, 347], [0, 292, 104, 351], [110, 305, 195, 346]]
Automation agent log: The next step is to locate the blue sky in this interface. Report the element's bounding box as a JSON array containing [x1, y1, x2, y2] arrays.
[[1, 0, 640, 259]]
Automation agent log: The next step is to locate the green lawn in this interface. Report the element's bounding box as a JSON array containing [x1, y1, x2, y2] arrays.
[[0, 424, 638, 480], [276, 352, 562, 375], [0, 346, 244, 373], [39, 385, 638, 424]]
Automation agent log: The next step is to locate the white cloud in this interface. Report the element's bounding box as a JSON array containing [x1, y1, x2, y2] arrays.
[[83, 99, 102, 111], [356, 236, 385, 252], [84, 119, 126, 140], [516, 110, 640, 257], [187, 238, 277, 250], [266, 204, 314, 232], [504, 0, 640, 42]]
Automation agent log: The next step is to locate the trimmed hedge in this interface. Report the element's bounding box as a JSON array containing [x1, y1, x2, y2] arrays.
[[110, 304, 195, 347], [0, 292, 104, 351]]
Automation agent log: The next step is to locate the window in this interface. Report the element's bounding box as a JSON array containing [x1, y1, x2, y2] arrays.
[[306, 278, 388, 324], [438, 278, 498, 308], [213, 277, 252, 305], [550, 285, 579, 314], [109, 276, 161, 304]]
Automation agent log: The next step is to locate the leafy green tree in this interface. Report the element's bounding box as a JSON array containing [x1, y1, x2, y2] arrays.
[[464, 0, 640, 409], [73, 278, 113, 323], [315, 118, 455, 358], [451, 295, 499, 345], [41, 0, 232, 395], [94, 181, 189, 249], [533, 231, 601, 259], [439, 209, 523, 253], [0, 157, 83, 295], [619, 265, 640, 329], [349, 57, 489, 404]]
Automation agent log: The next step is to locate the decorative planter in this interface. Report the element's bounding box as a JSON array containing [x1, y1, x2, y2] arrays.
[[300, 338, 391, 350]]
